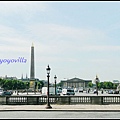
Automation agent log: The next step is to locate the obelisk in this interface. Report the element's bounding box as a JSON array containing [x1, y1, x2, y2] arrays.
[[29, 43, 35, 91]]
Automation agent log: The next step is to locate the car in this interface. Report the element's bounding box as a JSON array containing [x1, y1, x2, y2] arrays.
[[62, 88, 75, 95], [57, 87, 62, 95], [0, 91, 12, 96], [56, 90, 62, 96], [79, 87, 84, 93], [9, 90, 13, 95], [108, 90, 114, 94], [74, 88, 78, 92], [0, 91, 4, 96], [114, 90, 119, 94]]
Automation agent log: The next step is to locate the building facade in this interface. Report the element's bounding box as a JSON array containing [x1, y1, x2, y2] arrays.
[[60, 77, 92, 90]]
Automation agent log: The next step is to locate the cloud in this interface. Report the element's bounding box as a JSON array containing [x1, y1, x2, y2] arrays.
[[90, 58, 111, 63], [27, 23, 107, 44], [0, 24, 32, 54], [0, 22, 119, 61], [30, 23, 120, 56], [26, 23, 108, 56], [0, 1, 47, 15], [79, 45, 120, 52]]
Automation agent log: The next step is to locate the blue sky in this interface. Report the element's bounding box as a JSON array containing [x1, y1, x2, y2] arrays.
[[0, 1, 120, 83]]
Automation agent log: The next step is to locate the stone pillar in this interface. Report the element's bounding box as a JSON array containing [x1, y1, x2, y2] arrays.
[[30, 43, 35, 79], [0, 97, 6, 105], [29, 43, 35, 91], [91, 96, 102, 105]]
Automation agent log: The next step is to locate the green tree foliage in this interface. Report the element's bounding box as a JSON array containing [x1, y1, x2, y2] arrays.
[[0, 78, 5, 88], [88, 82, 93, 88], [0, 79, 27, 90], [113, 84, 118, 89], [97, 81, 117, 89], [99, 82, 104, 89], [25, 82, 29, 89], [57, 81, 63, 87], [35, 81, 44, 89]]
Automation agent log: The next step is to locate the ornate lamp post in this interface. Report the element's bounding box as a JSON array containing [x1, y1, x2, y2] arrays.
[[45, 65, 52, 109], [17, 80, 18, 95], [54, 75, 57, 95], [39, 83, 42, 94], [27, 82, 29, 95], [95, 75, 99, 95]]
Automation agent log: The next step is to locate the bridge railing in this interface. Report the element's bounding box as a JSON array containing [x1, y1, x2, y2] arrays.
[[0, 95, 120, 105]]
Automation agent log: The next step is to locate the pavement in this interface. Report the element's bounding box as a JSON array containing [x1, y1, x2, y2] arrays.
[[0, 104, 120, 112]]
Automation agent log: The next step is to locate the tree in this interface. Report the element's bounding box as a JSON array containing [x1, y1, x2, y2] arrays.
[[26, 82, 29, 89], [57, 81, 63, 87], [99, 82, 104, 89], [88, 82, 93, 88]]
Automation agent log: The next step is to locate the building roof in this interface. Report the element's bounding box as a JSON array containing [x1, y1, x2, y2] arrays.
[[61, 77, 92, 82], [113, 80, 120, 83]]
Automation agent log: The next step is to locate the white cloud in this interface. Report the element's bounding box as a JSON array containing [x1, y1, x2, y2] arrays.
[[90, 58, 111, 63], [0, 1, 47, 15], [25, 23, 109, 57], [0, 24, 32, 54], [0, 2, 120, 81], [0, 22, 119, 61], [79, 45, 120, 52], [27, 23, 107, 44]]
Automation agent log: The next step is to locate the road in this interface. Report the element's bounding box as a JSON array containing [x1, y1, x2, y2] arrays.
[[0, 111, 119, 118], [12, 90, 120, 96], [2, 90, 120, 119]]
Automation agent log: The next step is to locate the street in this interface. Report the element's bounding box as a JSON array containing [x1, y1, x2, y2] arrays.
[[12, 90, 120, 96], [0, 111, 119, 119], [1, 90, 120, 119]]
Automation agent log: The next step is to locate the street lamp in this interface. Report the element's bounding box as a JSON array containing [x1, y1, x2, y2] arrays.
[[17, 80, 18, 95], [45, 65, 52, 109], [54, 75, 57, 95], [27, 82, 29, 95], [40, 83, 42, 94], [95, 75, 99, 95]]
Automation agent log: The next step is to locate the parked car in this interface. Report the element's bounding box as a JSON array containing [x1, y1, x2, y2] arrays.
[[0, 91, 12, 96], [74, 88, 78, 92], [108, 90, 114, 94], [9, 90, 13, 95], [79, 87, 84, 93], [57, 87, 62, 95], [62, 88, 75, 95], [114, 90, 119, 94], [0, 91, 4, 96], [42, 87, 55, 95]]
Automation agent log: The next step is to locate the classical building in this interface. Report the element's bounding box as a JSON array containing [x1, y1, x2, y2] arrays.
[[60, 77, 92, 90]]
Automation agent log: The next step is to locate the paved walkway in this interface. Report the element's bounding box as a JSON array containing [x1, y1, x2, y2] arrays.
[[0, 104, 120, 111]]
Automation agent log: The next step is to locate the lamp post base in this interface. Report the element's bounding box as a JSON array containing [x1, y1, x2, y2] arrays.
[[45, 105, 52, 109]]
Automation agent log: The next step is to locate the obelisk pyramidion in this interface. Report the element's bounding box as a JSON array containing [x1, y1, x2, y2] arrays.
[[29, 43, 35, 91]]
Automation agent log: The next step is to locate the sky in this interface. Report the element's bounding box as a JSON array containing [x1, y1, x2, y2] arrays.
[[0, 1, 120, 83]]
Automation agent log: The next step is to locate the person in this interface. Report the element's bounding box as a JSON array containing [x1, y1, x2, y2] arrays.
[[97, 91, 98, 95], [88, 88, 90, 93], [101, 90, 103, 94]]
